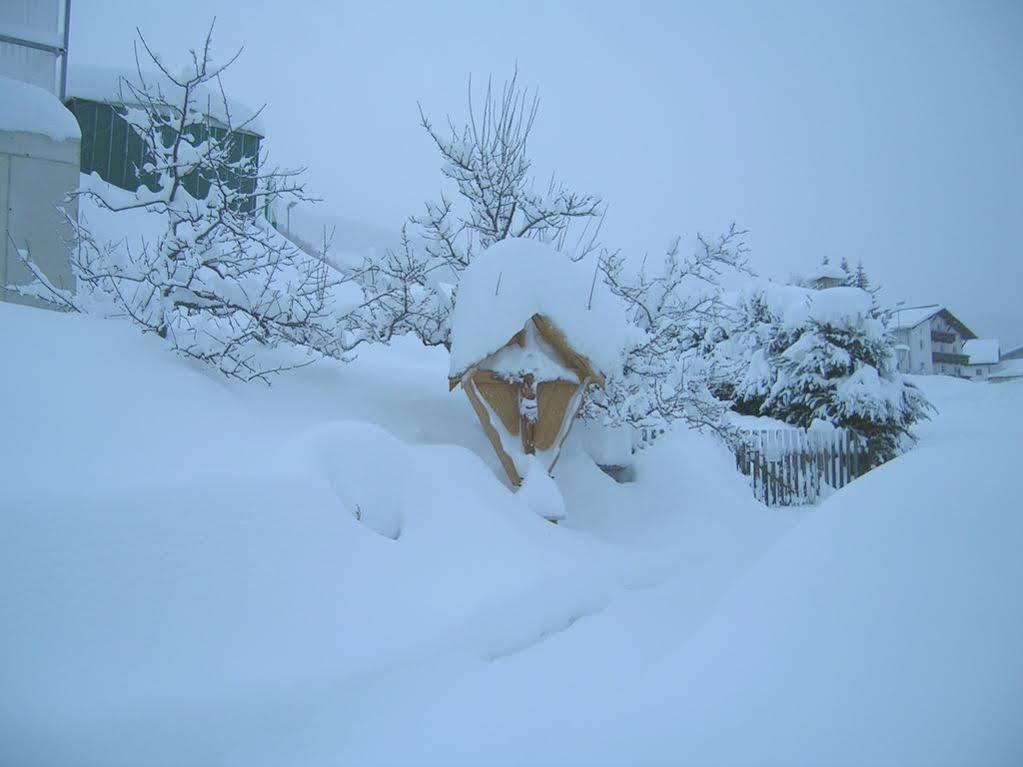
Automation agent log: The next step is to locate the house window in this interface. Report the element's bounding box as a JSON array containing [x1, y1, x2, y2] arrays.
[[975, 368, 982, 376], [919, 339, 924, 349]]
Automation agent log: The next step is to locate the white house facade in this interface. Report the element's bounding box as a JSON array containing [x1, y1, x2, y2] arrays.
[[890, 305, 976, 377], [962, 339, 1000, 381]]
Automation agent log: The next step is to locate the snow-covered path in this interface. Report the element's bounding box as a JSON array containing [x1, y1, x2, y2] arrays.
[[1, 304, 1020, 765]]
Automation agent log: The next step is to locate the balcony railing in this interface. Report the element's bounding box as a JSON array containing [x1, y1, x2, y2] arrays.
[[931, 331, 956, 344], [932, 351, 969, 365]]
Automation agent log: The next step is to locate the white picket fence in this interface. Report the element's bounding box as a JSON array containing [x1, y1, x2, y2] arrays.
[[734, 428, 873, 506]]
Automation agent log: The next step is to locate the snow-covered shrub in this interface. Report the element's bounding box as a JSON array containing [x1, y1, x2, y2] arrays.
[[363, 69, 606, 349], [583, 225, 751, 442], [20, 25, 378, 381], [711, 282, 933, 464]]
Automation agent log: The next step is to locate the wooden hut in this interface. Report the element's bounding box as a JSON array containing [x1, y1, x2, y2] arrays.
[[447, 239, 623, 489]]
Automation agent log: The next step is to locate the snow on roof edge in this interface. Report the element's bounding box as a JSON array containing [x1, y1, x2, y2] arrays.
[[67, 66, 265, 136], [0, 75, 81, 141]]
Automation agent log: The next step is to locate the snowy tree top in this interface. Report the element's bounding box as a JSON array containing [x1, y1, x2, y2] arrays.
[[0, 76, 81, 141], [67, 66, 265, 136], [742, 281, 875, 331], [448, 239, 626, 380]]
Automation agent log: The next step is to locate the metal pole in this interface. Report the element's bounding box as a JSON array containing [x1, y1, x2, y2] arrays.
[[60, 0, 73, 102]]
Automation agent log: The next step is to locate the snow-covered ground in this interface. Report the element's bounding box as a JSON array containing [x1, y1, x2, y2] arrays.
[[1, 302, 1020, 765]]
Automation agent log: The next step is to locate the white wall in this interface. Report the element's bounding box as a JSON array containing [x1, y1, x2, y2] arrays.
[[0, 0, 63, 94], [0, 129, 79, 308]]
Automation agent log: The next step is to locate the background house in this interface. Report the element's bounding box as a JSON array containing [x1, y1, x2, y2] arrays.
[[804, 262, 848, 290], [962, 339, 1000, 380], [890, 304, 975, 376]]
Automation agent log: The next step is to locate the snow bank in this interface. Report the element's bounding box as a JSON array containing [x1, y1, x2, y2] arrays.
[[332, 376, 1023, 766], [448, 239, 626, 379], [517, 456, 566, 521], [0, 75, 80, 141], [4, 295, 1016, 764]]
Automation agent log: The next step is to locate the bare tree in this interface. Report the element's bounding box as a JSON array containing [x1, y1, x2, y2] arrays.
[[584, 224, 751, 442], [23, 22, 384, 381], [373, 69, 606, 348]]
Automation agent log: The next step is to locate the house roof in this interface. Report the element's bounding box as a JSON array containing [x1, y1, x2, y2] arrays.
[[990, 359, 1023, 380], [890, 305, 942, 330], [963, 339, 1000, 365], [889, 304, 977, 340], [1003, 344, 1023, 361], [67, 66, 265, 136]]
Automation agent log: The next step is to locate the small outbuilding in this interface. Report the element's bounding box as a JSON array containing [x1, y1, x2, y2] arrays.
[[0, 75, 80, 308], [448, 239, 624, 491]]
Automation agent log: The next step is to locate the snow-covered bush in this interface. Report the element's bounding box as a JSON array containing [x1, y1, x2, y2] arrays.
[[19, 25, 378, 381], [363, 70, 606, 349], [711, 282, 933, 464], [583, 225, 751, 442]]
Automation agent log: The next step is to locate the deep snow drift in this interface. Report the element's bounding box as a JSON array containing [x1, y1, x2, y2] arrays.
[[1, 302, 1020, 766]]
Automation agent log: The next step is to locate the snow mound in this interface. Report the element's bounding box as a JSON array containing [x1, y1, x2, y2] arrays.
[[448, 239, 626, 379], [517, 456, 566, 521], [0, 75, 81, 141]]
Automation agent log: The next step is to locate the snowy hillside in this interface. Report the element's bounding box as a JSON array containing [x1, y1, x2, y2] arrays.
[[1, 302, 1021, 765]]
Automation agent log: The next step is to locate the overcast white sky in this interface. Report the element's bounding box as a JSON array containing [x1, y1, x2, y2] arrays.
[[70, 0, 1022, 345]]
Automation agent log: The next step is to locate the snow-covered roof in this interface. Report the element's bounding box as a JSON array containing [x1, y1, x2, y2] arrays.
[[0, 75, 80, 141], [67, 66, 265, 136], [448, 239, 626, 380], [990, 358, 1023, 380], [805, 263, 848, 282], [889, 305, 942, 331], [963, 339, 1000, 365]]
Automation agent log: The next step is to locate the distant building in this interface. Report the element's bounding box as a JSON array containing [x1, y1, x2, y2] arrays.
[[804, 263, 849, 290], [1003, 344, 1023, 362], [989, 359, 1023, 384], [962, 339, 1000, 381], [889, 305, 976, 377]]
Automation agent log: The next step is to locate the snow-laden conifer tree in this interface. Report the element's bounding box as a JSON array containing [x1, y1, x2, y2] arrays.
[[713, 282, 933, 464]]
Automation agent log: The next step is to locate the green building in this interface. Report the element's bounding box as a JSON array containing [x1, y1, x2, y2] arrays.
[[64, 67, 263, 212]]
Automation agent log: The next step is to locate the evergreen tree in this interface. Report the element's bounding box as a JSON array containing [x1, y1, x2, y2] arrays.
[[840, 256, 854, 286], [712, 283, 934, 466], [854, 260, 869, 290]]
